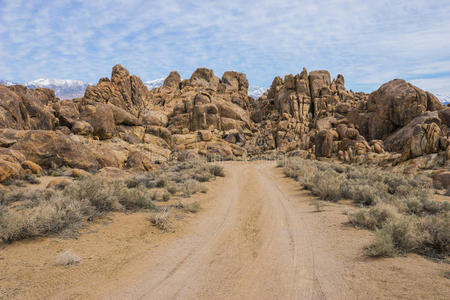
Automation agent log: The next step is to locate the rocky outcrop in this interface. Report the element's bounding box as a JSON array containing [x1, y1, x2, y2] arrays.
[[11, 130, 100, 170], [0, 85, 59, 130], [1, 64, 449, 183], [83, 64, 150, 116], [366, 79, 443, 140], [162, 71, 181, 90]]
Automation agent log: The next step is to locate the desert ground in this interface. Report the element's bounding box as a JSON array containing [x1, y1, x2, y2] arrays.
[[1, 161, 448, 300]]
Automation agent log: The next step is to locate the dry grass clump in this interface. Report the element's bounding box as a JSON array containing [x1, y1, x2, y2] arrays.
[[348, 203, 398, 230], [0, 194, 89, 242], [174, 201, 200, 213], [149, 210, 172, 231], [56, 249, 82, 266], [278, 158, 449, 257], [367, 217, 422, 257], [0, 161, 225, 242]]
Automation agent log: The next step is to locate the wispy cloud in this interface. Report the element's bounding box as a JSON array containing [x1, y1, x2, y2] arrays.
[[0, 0, 449, 96]]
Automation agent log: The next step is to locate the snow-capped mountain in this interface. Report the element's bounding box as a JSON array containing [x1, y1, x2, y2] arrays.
[[2, 76, 267, 100], [144, 78, 165, 90], [436, 94, 450, 106], [0, 79, 18, 86], [248, 86, 266, 99], [26, 79, 89, 99]]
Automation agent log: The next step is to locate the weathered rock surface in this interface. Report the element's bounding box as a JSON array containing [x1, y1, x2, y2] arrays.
[[0, 64, 448, 183]]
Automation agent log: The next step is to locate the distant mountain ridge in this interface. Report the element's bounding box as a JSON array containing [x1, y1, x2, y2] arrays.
[[1, 78, 267, 100], [1, 78, 446, 103], [27, 79, 90, 99]]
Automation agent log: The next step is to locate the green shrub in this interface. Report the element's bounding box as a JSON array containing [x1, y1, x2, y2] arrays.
[[420, 214, 450, 256], [349, 204, 397, 230], [64, 177, 121, 212], [310, 171, 343, 202], [367, 217, 420, 257], [209, 165, 225, 177]]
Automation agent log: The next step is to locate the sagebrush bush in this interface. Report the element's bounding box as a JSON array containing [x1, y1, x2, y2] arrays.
[[349, 204, 397, 230], [149, 210, 172, 231], [419, 214, 450, 256], [0, 194, 90, 242], [175, 201, 200, 213], [208, 165, 225, 177], [310, 170, 343, 202], [367, 217, 420, 257], [1, 161, 225, 242], [64, 177, 121, 212], [279, 158, 447, 257]]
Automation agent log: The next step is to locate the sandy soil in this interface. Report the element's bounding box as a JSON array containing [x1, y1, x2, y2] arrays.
[[0, 161, 449, 299]]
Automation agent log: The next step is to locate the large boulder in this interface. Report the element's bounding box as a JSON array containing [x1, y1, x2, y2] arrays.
[[162, 71, 181, 90], [220, 71, 249, 95], [315, 129, 338, 158], [142, 110, 169, 127], [11, 130, 100, 170], [367, 79, 439, 140], [438, 107, 450, 127], [80, 104, 115, 139], [57, 100, 80, 128], [189, 68, 220, 90], [384, 111, 441, 153], [0, 148, 26, 182]]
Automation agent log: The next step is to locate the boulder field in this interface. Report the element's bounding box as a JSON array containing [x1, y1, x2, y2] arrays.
[[1, 64, 449, 183]]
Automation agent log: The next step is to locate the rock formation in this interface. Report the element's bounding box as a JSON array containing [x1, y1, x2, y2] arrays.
[[0, 64, 449, 183]]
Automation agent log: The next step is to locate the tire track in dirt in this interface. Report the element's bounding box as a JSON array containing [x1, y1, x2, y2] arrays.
[[55, 161, 448, 300]]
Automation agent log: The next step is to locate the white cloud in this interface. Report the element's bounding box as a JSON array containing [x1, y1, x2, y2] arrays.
[[0, 0, 449, 96]]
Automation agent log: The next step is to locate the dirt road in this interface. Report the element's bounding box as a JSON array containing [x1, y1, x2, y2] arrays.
[[2, 162, 448, 299], [79, 162, 448, 299]]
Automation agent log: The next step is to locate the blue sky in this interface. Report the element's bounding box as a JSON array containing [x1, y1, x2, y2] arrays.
[[1, 0, 450, 96]]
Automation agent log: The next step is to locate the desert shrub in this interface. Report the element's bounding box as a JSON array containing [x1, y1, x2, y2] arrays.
[[283, 167, 299, 179], [64, 177, 121, 212], [125, 176, 155, 189], [367, 217, 420, 257], [281, 158, 446, 258], [0, 160, 225, 242], [310, 170, 343, 202], [422, 199, 450, 215], [312, 199, 322, 212], [0, 194, 91, 242], [156, 176, 168, 188], [181, 179, 202, 198], [402, 197, 449, 216], [348, 204, 397, 230], [194, 171, 214, 182], [366, 228, 396, 257], [209, 165, 225, 177], [166, 183, 178, 195], [56, 249, 81, 266], [149, 210, 172, 231], [354, 184, 382, 206], [24, 174, 41, 185], [419, 214, 450, 256], [162, 191, 171, 201], [115, 185, 155, 209], [0, 189, 57, 206], [175, 201, 200, 213]]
